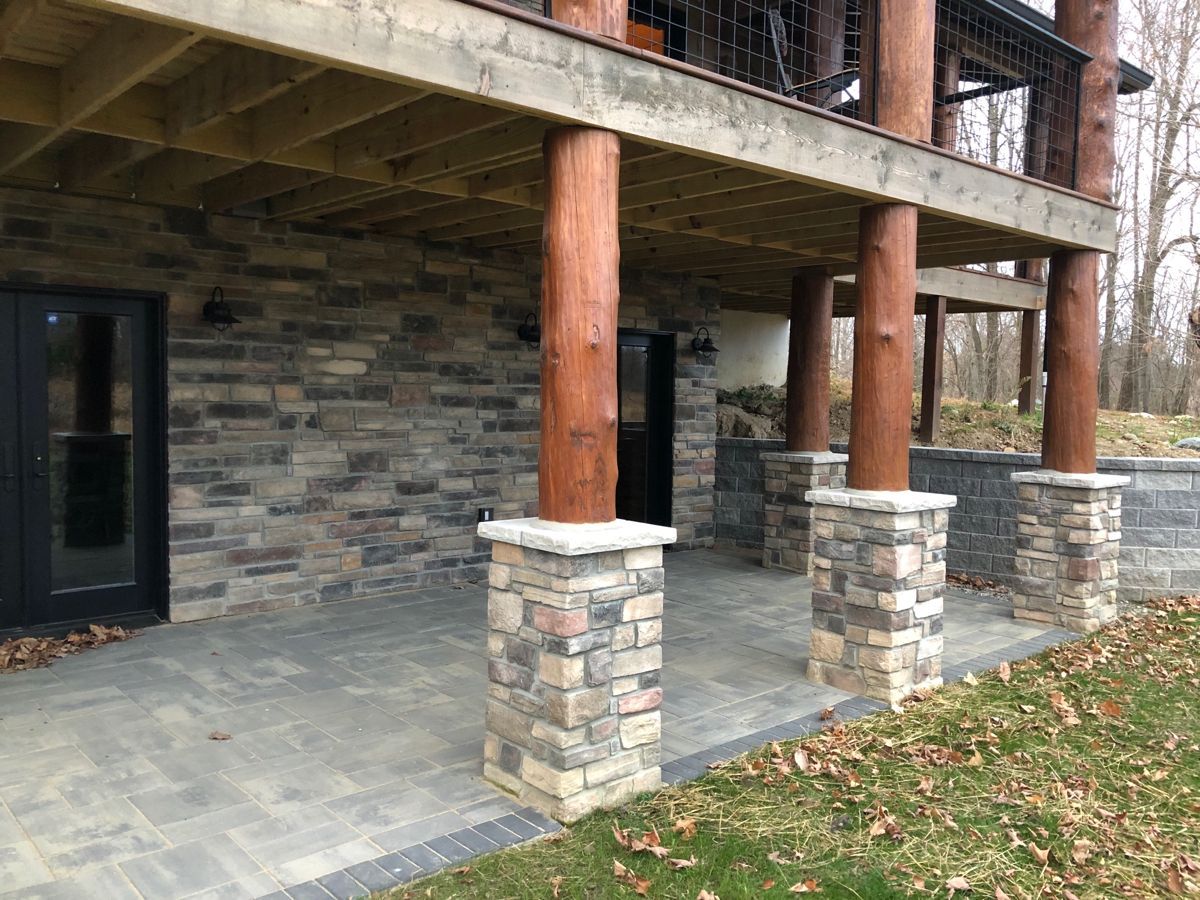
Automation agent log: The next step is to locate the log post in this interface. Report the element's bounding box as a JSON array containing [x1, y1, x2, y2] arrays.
[[763, 270, 846, 576], [845, 0, 935, 492], [918, 296, 945, 443], [1016, 309, 1042, 415], [538, 127, 621, 523], [808, 0, 954, 705], [1015, 76, 1049, 416], [481, 0, 676, 823], [1041, 0, 1118, 473], [1010, 0, 1127, 636], [917, 47, 957, 444], [786, 270, 834, 452], [847, 203, 920, 490], [762, 5, 850, 578], [535, 0, 626, 523], [1015, 259, 1043, 415]]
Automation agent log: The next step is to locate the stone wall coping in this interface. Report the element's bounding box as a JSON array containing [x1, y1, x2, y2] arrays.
[[1011, 470, 1132, 489], [717, 436, 1200, 470], [478, 517, 678, 555], [761, 451, 849, 464], [804, 488, 958, 513]]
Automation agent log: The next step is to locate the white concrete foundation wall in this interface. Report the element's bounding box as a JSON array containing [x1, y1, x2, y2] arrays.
[[717, 310, 789, 390]]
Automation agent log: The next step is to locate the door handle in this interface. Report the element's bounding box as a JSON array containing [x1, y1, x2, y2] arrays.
[[31, 442, 48, 478], [1, 442, 14, 491]]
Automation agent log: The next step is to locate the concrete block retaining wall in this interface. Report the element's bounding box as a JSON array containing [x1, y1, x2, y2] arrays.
[[715, 437, 1200, 603]]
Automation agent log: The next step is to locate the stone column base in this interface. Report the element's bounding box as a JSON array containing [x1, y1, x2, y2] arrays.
[[477, 517, 676, 822], [805, 489, 956, 706], [762, 451, 849, 575], [1011, 470, 1129, 633]]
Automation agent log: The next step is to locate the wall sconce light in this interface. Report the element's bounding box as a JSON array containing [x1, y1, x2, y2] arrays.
[[202, 287, 241, 332], [517, 312, 541, 349], [691, 326, 719, 361]]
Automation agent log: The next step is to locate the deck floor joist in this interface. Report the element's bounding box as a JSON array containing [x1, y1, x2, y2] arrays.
[[0, 0, 1079, 314]]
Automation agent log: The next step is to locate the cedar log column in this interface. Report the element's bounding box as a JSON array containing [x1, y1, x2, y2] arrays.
[[917, 47, 958, 442], [918, 296, 946, 443], [762, 0, 850, 576], [1041, 0, 1118, 473], [537, 0, 625, 524], [1011, 0, 1128, 634], [808, 0, 955, 706], [763, 271, 846, 575], [538, 126, 621, 524], [846, 0, 935, 490], [786, 271, 834, 452], [479, 0, 675, 821]]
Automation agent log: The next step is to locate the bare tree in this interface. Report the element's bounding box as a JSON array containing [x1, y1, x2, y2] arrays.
[[1115, 0, 1200, 411]]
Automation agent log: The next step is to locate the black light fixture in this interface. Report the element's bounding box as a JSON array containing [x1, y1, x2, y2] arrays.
[[517, 312, 541, 349], [691, 326, 719, 361], [202, 287, 241, 332]]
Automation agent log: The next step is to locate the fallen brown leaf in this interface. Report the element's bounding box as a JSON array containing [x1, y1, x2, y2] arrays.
[[0, 624, 138, 673], [789, 878, 820, 893], [1071, 839, 1093, 865], [673, 818, 698, 840], [208, 731, 232, 741], [998, 661, 1011, 683], [614, 860, 651, 896], [1098, 699, 1123, 717], [946, 875, 971, 896], [667, 856, 697, 870], [550, 875, 564, 898], [1028, 842, 1050, 866]]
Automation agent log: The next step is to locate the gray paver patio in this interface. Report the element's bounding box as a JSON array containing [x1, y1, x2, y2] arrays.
[[0, 548, 1066, 899]]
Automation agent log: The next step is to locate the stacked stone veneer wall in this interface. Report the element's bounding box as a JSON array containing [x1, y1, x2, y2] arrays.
[[716, 438, 1200, 602], [0, 188, 717, 622]]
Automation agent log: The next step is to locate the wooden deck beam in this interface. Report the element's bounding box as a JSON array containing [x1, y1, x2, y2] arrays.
[[67, 0, 1116, 251]]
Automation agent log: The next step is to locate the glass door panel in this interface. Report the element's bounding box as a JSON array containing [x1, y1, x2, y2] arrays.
[[45, 311, 137, 592]]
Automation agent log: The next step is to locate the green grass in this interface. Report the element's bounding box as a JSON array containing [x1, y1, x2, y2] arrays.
[[393, 597, 1200, 899]]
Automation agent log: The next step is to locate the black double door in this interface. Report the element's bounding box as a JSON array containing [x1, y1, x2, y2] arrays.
[[0, 287, 165, 632], [615, 330, 674, 528]]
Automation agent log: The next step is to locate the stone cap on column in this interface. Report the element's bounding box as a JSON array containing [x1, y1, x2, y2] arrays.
[[804, 488, 957, 512], [1011, 470, 1131, 489], [761, 451, 850, 464], [477, 517, 678, 555]]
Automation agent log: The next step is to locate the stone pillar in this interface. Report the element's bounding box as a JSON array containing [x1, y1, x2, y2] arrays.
[[478, 517, 675, 822], [805, 489, 956, 706], [762, 451, 848, 574], [1011, 471, 1128, 633]]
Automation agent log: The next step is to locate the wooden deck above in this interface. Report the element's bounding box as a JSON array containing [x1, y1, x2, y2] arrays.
[[0, 0, 1114, 313]]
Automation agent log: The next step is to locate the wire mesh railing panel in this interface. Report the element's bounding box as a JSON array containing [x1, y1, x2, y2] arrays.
[[624, 0, 871, 121], [934, 0, 1082, 188], [504, 0, 1084, 189]]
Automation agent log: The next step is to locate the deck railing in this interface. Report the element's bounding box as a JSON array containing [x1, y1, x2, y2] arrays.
[[509, 0, 1086, 189]]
